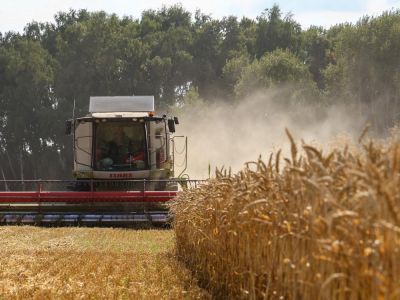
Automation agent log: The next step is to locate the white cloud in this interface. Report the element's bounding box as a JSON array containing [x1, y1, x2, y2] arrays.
[[366, 0, 393, 13], [295, 0, 400, 29], [1, 0, 399, 33], [295, 10, 365, 29], [0, 0, 268, 32]]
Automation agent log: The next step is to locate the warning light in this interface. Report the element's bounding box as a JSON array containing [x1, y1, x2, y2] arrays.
[[148, 111, 155, 117]]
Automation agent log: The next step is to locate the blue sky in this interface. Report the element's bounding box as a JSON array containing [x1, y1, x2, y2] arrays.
[[0, 0, 399, 33]]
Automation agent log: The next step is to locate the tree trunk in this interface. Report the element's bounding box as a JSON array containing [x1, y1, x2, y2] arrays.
[[6, 150, 16, 179], [1, 166, 8, 191]]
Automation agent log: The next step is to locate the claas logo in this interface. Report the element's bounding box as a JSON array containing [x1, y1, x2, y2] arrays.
[[109, 173, 133, 178]]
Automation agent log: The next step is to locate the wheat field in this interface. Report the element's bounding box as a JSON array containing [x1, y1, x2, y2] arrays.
[[2, 133, 400, 299], [171, 131, 400, 299], [0, 226, 208, 299]]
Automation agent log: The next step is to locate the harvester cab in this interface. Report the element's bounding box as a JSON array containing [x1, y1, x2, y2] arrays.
[[0, 96, 203, 226], [68, 96, 179, 191]]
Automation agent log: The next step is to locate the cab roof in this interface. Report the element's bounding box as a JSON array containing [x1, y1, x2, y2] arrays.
[[89, 96, 155, 113]]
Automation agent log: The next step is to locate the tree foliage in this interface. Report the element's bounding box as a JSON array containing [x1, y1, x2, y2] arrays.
[[234, 49, 315, 100]]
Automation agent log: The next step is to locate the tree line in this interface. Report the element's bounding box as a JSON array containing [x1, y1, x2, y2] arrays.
[[1, 4, 400, 179]]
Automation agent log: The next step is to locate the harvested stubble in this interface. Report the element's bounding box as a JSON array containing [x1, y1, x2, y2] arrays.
[[171, 133, 400, 299], [0, 227, 208, 299]]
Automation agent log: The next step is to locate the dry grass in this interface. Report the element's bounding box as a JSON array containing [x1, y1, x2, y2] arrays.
[[0, 227, 208, 299], [171, 133, 400, 299]]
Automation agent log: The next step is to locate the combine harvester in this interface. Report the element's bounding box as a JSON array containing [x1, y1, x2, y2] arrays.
[[0, 96, 204, 226]]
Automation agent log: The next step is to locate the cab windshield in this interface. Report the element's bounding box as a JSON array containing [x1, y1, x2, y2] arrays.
[[94, 121, 147, 171]]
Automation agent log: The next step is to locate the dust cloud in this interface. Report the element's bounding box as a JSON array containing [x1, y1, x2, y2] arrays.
[[172, 89, 367, 179]]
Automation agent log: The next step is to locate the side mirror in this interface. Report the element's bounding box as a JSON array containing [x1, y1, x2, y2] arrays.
[[174, 117, 179, 124], [168, 119, 176, 133], [65, 120, 73, 135]]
